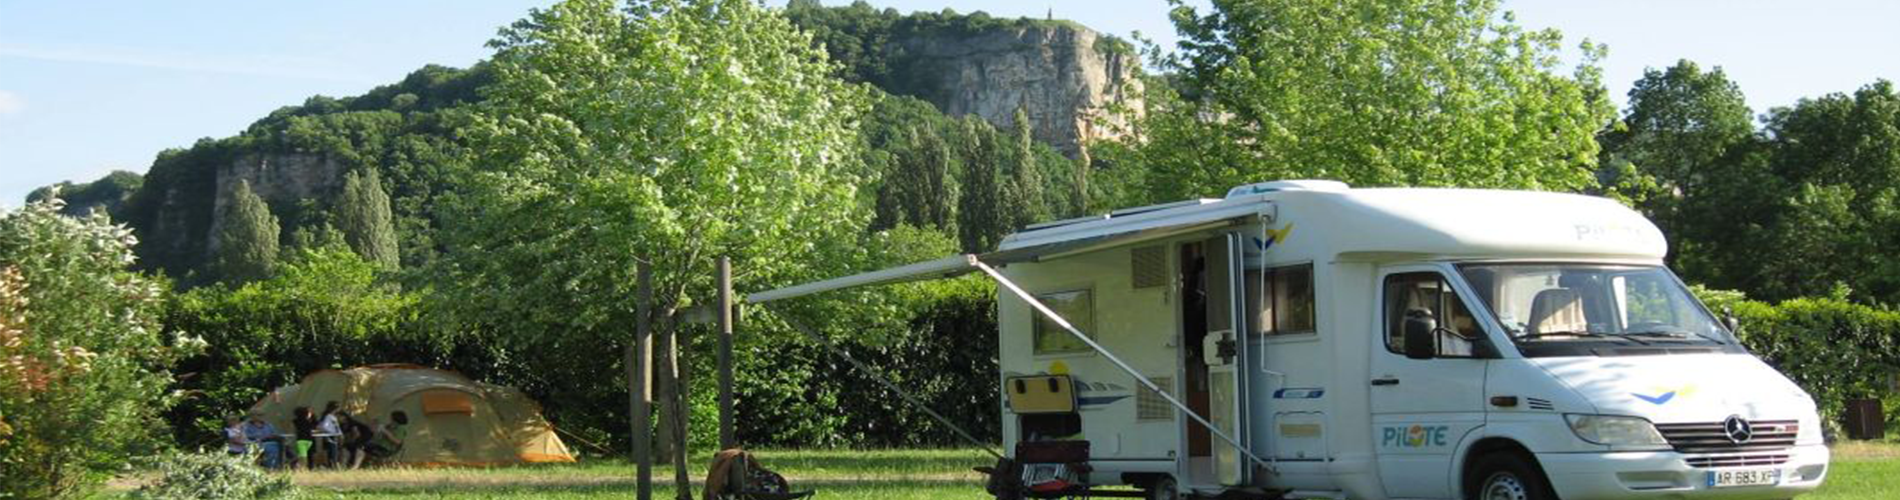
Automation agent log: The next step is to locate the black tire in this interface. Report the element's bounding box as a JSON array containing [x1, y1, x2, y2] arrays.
[[985, 458, 1023, 500], [1146, 476, 1180, 500], [1465, 452, 1556, 500]]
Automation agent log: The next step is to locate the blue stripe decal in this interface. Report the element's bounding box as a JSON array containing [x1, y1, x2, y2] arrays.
[[1077, 396, 1130, 406], [1272, 388, 1325, 399]]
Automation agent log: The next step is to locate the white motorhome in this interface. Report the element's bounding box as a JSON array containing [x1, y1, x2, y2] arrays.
[[749, 180, 1829, 500]]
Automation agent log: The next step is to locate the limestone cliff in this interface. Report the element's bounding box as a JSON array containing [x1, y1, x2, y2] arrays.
[[206, 154, 344, 251], [888, 23, 1142, 161]]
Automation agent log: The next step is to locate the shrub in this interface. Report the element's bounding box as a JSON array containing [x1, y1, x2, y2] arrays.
[[130, 452, 296, 500], [0, 197, 183, 498], [1698, 287, 1900, 439]]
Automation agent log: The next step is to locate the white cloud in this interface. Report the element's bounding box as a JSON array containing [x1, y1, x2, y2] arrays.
[[0, 44, 374, 85], [0, 90, 21, 115]]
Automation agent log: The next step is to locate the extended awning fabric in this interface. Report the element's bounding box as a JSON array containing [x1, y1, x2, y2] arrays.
[[745, 216, 1247, 304]]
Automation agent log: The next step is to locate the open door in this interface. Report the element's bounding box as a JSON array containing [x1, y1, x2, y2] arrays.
[[1203, 233, 1249, 485]]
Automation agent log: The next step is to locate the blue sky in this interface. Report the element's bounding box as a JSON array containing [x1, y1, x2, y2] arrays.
[[4, 0, 1899, 205]]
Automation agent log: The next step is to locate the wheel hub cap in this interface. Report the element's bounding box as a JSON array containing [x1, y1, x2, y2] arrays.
[[1483, 472, 1528, 500]]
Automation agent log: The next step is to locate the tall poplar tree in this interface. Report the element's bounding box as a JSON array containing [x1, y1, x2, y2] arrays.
[[212, 180, 280, 284], [335, 169, 400, 270], [1003, 107, 1047, 228], [957, 118, 1004, 253]]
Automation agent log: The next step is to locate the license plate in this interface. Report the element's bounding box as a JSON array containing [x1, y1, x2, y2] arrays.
[[1708, 468, 1780, 488]]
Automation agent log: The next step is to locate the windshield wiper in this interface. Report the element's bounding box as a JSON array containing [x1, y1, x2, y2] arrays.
[[1516, 331, 1648, 345], [1621, 327, 1728, 345]]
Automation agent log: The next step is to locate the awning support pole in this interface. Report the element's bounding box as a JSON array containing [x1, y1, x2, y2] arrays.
[[763, 303, 1005, 461], [972, 259, 1276, 475]]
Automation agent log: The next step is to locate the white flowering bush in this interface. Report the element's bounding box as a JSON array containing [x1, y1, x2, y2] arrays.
[[130, 452, 296, 500], [0, 196, 181, 498]]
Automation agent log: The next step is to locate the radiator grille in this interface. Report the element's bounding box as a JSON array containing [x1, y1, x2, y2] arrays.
[[1655, 420, 1798, 454], [1137, 377, 1174, 421]]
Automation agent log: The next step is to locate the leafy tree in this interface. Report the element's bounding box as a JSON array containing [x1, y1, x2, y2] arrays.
[[335, 169, 400, 270], [1597, 60, 1773, 289], [1119, 0, 1614, 199], [211, 181, 280, 284], [1600, 61, 1756, 198], [0, 198, 181, 498], [438, 0, 871, 444], [1748, 81, 1900, 302]]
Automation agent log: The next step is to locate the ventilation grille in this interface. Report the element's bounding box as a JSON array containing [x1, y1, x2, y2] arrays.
[[1130, 246, 1167, 289], [1525, 398, 1555, 411], [1137, 377, 1174, 421], [1655, 420, 1798, 454], [1686, 453, 1791, 468]]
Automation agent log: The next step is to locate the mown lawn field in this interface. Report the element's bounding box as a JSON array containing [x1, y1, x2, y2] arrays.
[[212, 443, 1900, 499]]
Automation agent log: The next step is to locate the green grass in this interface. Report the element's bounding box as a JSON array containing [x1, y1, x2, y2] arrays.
[[114, 444, 1900, 499], [1805, 442, 1900, 500], [291, 448, 996, 499]]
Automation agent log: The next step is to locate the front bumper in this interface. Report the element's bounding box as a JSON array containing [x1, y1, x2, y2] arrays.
[[1538, 444, 1828, 500]]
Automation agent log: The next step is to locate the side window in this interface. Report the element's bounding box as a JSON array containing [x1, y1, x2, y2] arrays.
[[1252, 264, 1318, 336], [1268, 264, 1317, 335], [1384, 272, 1481, 357], [1032, 289, 1094, 354]]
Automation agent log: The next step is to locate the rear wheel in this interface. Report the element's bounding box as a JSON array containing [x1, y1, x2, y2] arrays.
[[1466, 453, 1555, 500], [1145, 475, 1179, 500]]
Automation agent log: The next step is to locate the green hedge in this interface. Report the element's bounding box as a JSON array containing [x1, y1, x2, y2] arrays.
[[1697, 287, 1900, 440]]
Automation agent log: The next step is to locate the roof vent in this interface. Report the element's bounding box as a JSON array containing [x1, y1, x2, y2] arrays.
[[1225, 180, 1350, 198]]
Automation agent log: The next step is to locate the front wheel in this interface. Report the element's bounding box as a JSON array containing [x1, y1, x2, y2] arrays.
[[1466, 453, 1555, 500]]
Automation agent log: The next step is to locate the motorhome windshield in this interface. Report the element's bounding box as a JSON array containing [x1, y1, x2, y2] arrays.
[[1456, 263, 1736, 356]]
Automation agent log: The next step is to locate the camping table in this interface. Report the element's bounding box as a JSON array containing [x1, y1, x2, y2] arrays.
[[312, 433, 343, 468]]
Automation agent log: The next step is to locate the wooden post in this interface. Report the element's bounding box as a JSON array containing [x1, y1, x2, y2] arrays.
[[631, 264, 653, 500], [663, 322, 693, 500], [716, 257, 735, 450]]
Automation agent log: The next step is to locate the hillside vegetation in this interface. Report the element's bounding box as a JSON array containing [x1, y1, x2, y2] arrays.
[[8, 0, 1900, 496]]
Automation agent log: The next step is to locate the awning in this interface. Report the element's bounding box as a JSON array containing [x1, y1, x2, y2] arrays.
[[745, 209, 1260, 304], [739, 202, 1277, 475]]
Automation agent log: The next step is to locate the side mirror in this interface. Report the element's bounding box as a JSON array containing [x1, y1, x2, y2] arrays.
[[1403, 309, 1437, 360], [1722, 306, 1741, 334]]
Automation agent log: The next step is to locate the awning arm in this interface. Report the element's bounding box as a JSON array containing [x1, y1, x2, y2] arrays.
[[972, 259, 1277, 475], [747, 254, 978, 303]]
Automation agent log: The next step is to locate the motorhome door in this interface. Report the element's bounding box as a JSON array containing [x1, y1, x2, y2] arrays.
[[1202, 233, 1249, 485], [1370, 266, 1489, 498]]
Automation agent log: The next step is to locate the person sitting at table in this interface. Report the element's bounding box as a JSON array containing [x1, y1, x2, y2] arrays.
[[291, 406, 316, 470], [340, 410, 374, 469], [316, 402, 343, 467], [241, 412, 286, 469], [359, 411, 408, 468], [223, 415, 248, 457]]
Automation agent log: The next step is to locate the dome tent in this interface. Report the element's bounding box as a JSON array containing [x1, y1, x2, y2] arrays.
[[250, 364, 574, 466]]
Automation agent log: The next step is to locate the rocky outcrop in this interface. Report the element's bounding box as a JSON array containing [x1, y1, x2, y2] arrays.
[[890, 23, 1142, 161], [207, 154, 344, 251]]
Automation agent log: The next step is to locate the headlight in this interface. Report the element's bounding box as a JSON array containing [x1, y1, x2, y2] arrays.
[[1566, 414, 1669, 448]]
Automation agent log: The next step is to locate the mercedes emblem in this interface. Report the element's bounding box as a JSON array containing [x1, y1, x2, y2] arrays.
[[1723, 415, 1754, 444]]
